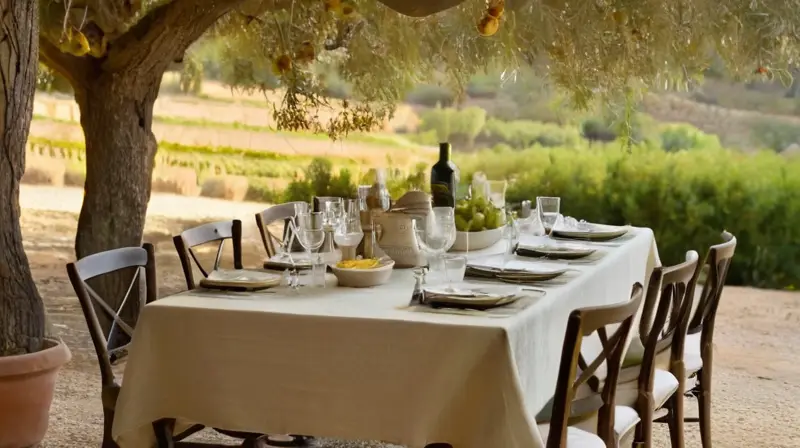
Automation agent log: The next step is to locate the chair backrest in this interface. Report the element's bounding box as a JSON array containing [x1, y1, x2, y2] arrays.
[[547, 283, 644, 448], [638, 250, 701, 371], [173, 219, 242, 290], [66, 244, 157, 388], [688, 232, 737, 337], [255, 202, 305, 257]]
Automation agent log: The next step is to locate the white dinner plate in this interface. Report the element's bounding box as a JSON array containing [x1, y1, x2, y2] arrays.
[[552, 224, 629, 241]]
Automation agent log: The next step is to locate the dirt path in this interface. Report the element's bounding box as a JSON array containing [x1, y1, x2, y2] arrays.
[[18, 186, 799, 448]]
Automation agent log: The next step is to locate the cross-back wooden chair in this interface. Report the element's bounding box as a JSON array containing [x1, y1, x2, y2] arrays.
[[66, 244, 195, 447], [683, 232, 737, 448], [255, 202, 305, 258], [541, 283, 644, 448], [173, 220, 243, 290], [67, 245, 254, 448], [615, 251, 701, 448]]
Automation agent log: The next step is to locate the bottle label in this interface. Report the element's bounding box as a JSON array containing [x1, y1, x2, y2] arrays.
[[431, 182, 455, 207]]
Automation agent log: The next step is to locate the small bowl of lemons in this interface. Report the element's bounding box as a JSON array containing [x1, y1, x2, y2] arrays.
[[331, 257, 395, 288]]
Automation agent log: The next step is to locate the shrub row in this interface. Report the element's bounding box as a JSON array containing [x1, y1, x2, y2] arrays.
[[457, 145, 799, 289]]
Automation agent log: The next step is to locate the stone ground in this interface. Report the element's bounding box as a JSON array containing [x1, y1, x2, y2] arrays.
[[20, 185, 800, 448]]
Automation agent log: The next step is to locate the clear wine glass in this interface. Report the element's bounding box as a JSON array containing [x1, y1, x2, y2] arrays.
[[296, 212, 325, 286], [334, 215, 363, 260], [536, 196, 561, 236], [414, 207, 456, 285]]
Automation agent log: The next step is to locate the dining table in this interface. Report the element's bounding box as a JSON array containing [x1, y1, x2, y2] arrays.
[[111, 226, 660, 448]]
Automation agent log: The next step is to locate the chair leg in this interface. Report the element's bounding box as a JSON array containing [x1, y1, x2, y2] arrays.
[[698, 365, 713, 448], [634, 392, 654, 448], [154, 419, 177, 448], [102, 408, 119, 448], [666, 393, 685, 448]]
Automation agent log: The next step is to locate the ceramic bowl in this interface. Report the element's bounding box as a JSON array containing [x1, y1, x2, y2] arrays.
[[331, 260, 395, 288], [450, 227, 503, 252]]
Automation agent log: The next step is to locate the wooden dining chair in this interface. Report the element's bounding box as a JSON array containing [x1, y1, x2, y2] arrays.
[[67, 244, 220, 447], [173, 219, 243, 290], [615, 251, 702, 448], [255, 202, 306, 258], [683, 232, 737, 448], [539, 283, 644, 448]]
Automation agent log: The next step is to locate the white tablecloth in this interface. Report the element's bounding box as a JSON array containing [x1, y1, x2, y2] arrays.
[[112, 228, 658, 448]]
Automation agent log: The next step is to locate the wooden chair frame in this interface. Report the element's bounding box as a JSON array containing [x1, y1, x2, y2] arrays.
[[624, 250, 700, 448], [255, 202, 305, 258], [683, 232, 737, 448], [173, 220, 243, 290], [67, 244, 203, 447], [547, 283, 644, 448]]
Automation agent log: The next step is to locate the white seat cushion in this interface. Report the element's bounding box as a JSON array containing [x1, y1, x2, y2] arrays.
[[685, 332, 701, 357], [615, 405, 640, 439], [616, 369, 680, 410], [684, 332, 703, 375], [573, 405, 640, 441], [538, 423, 605, 448]]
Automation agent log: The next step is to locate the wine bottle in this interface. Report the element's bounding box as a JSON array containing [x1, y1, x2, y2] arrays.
[[430, 142, 460, 208]]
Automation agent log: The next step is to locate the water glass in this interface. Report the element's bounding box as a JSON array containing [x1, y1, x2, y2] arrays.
[[536, 196, 561, 235], [311, 258, 327, 288], [444, 255, 467, 287]]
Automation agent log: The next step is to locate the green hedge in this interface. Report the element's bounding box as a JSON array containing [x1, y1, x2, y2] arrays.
[[459, 145, 800, 289]]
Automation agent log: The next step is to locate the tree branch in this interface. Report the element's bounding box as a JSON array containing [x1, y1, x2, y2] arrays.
[[102, 0, 246, 81], [39, 36, 93, 89]]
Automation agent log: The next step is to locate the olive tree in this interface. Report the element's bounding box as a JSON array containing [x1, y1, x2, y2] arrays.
[[27, 0, 800, 338]]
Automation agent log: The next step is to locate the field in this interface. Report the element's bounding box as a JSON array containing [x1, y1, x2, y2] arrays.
[[23, 185, 800, 448]]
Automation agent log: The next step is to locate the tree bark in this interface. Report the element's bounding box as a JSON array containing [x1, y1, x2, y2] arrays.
[[72, 72, 161, 333], [0, 0, 46, 356]]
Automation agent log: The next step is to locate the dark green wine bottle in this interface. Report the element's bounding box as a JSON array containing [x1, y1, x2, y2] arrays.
[[430, 142, 459, 207]]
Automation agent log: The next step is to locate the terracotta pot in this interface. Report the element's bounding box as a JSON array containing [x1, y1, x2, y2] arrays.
[[0, 339, 71, 448]]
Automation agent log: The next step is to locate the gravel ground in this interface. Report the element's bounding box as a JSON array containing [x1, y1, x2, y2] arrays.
[[18, 185, 800, 448]]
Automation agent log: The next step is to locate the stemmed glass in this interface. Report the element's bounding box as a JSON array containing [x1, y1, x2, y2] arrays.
[[536, 196, 561, 236], [413, 207, 457, 285], [334, 214, 363, 261], [296, 212, 325, 287]]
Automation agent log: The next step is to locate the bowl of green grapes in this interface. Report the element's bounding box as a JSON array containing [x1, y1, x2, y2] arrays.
[[451, 196, 506, 251]]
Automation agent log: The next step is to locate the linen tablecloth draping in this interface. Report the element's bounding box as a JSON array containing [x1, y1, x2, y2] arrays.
[[112, 228, 659, 448]]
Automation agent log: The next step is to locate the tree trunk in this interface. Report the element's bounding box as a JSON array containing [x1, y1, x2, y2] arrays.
[[0, 0, 46, 356], [73, 72, 160, 334]]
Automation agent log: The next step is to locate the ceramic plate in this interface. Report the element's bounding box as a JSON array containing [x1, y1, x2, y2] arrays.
[[516, 243, 596, 260], [551, 225, 629, 241], [424, 285, 522, 309], [199, 269, 282, 291], [263, 253, 312, 271]]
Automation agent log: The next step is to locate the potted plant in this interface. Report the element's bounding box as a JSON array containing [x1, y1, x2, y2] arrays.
[[0, 2, 71, 446]]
